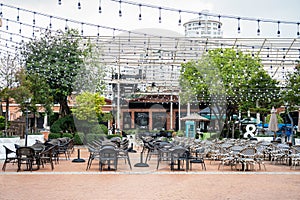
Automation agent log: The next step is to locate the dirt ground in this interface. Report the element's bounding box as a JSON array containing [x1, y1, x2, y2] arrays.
[[1, 146, 300, 200]]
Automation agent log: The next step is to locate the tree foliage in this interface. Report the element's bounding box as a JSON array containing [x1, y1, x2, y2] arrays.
[[180, 48, 281, 134], [282, 63, 300, 108], [71, 91, 106, 123], [21, 29, 91, 117]]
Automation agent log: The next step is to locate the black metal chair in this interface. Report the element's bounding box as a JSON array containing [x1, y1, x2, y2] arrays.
[[38, 145, 56, 170], [16, 147, 36, 172], [170, 146, 189, 171], [189, 147, 206, 171], [99, 147, 118, 171], [2, 145, 18, 171]]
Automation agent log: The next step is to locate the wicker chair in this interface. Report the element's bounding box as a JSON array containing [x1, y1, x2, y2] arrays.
[[2, 145, 18, 171], [237, 147, 257, 171], [99, 147, 118, 171], [16, 147, 36, 172]]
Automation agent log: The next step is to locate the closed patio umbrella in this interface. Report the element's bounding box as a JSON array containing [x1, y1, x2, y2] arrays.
[[297, 109, 300, 132], [269, 107, 279, 139]]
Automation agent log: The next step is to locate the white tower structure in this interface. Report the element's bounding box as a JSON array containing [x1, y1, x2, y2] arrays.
[[183, 10, 223, 38]]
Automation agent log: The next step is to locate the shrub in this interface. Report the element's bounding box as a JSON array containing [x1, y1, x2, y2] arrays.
[[107, 134, 122, 140], [176, 130, 184, 137], [85, 133, 106, 144], [74, 132, 84, 145], [62, 133, 73, 139], [50, 115, 76, 133], [48, 133, 61, 139], [91, 124, 108, 135], [0, 116, 5, 130]]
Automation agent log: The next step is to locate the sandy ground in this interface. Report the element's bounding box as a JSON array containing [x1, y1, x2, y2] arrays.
[[1, 146, 300, 200]]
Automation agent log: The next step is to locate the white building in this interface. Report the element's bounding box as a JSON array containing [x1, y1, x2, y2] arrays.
[[183, 11, 223, 38]]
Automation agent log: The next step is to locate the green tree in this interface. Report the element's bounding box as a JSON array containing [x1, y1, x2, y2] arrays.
[[21, 29, 91, 118], [282, 63, 300, 108], [72, 91, 106, 122], [0, 54, 22, 135], [180, 48, 280, 137], [10, 69, 53, 133]]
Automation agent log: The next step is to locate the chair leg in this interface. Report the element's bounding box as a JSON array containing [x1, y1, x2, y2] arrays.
[[2, 162, 7, 171], [127, 157, 132, 170]]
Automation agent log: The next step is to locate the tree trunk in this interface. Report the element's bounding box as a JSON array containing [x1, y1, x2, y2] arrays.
[[58, 96, 71, 118], [5, 98, 9, 137]]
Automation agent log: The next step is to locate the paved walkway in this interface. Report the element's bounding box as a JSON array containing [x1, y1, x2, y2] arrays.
[[1, 146, 300, 200]]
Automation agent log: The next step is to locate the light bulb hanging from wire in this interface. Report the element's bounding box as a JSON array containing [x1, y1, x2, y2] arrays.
[[277, 21, 280, 37], [138, 4, 142, 20], [119, 0, 122, 17], [178, 10, 181, 26], [81, 22, 84, 35], [19, 22, 22, 34], [78, 1, 81, 10], [49, 16, 52, 29], [65, 19, 68, 31], [158, 7, 161, 23], [16, 8, 20, 21], [32, 26, 35, 37], [0, 4, 2, 17], [33, 12, 36, 25], [99, 0, 102, 13], [198, 13, 202, 26], [58, 0, 62, 5], [257, 19, 260, 36], [297, 23, 299, 36], [237, 18, 241, 33]]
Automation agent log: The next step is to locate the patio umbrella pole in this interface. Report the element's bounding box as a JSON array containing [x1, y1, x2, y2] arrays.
[[72, 149, 85, 163], [134, 151, 149, 167]]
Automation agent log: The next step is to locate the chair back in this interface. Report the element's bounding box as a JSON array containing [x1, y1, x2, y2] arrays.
[[99, 148, 118, 160], [171, 146, 188, 159], [16, 147, 35, 158], [239, 147, 257, 158], [3, 145, 15, 157]]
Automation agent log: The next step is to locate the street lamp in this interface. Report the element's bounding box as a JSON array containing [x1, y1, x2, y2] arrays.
[[24, 98, 31, 147]]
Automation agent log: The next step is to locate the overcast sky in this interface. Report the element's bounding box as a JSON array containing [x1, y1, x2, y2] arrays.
[[1, 0, 299, 38]]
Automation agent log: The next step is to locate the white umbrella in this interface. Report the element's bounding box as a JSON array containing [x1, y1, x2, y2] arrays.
[[269, 107, 279, 138], [180, 113, 210, 122]]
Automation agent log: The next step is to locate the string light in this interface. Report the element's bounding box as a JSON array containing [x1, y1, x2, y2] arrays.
[[257, 20, 260, 36], [158, 7, 161, 23], [237, 18, 241, 33], [138, 4, 142, 20], [17, 8, 19, 21], [0, 4, 2, 17], [99, 0, 102, 13], [49, 16, 52, 29], [277, 21, 280, 37], [81, 22, 84, 35], [78, 1, 81, 10], [297, 23, 299, 36], [65, 19, 68, 31], [218, 15, 221, 30], [198, 13, 201, 26], [32, 26, 35, 37], [58, 0, 62, 5], [119, 0, 122, 17], [178, 10, 181, 26], [33, 12, 36, 25], [19, 22, 21, 34]]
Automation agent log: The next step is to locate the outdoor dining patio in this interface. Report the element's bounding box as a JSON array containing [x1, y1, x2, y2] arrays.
[[2, 134, 300, 173]]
